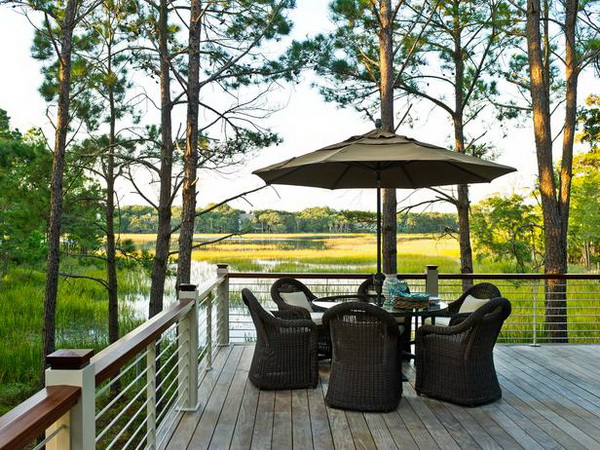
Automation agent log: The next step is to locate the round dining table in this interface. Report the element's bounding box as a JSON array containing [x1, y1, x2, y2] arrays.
[[312, 295, 449, 358]]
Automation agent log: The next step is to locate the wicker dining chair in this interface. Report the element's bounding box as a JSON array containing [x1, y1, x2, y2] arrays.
[[356, 273, 386, 300], [242, 288, 318, 390], [270, 277, 331, 358], [423, 282, 502, 327], [357, 274, 411, 360], [415, 297, 512, 406], [323, 302, 402, 412]]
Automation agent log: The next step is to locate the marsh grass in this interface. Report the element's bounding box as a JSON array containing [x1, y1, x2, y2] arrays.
[[183, 233, 463, 273], [0, 266, 145, 414]]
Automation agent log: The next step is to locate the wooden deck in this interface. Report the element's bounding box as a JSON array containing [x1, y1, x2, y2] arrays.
[[167, 344, 600, 449]]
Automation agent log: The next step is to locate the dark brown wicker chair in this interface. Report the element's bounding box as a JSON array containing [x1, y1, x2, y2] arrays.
[[358, 274, 411, 360], [242, 288, 318, 390], [424, 282, 502, 326], [271, 277, 331, 358], [271, 277, 318, 311], [323, 302, 402, 411], [415, 297, 512, 406], [356, 273, 386, 299]]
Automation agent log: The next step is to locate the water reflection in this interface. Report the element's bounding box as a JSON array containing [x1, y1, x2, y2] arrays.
[[195, 236, 328, 250], [123, 258, 363, 342]]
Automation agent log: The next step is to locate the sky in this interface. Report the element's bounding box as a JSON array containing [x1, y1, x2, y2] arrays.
[[0, 2, 592, 215]]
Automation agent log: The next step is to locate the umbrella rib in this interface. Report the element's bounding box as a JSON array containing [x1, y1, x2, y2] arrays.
[[261, 165, 306, 185], [398, 163, 417, 189], [444, 161, 496, 182], [331, 165, 352, 189]]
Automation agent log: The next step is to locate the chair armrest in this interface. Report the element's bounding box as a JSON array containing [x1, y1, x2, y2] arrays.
[[267, 314, 316, 330], [447, 301, 462, 314], [417, 313, 475, 337], [418, 298, 507, 338], [273, 308, 311, 320], [448, 312, 470, 326], [276, 302, 312, 315]]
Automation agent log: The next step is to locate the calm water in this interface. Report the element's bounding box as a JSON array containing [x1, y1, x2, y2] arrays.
[[212, 236, 329, 250]]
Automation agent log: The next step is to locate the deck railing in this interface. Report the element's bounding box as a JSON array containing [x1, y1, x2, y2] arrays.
[[0, 264, 229, 450], [1, 264, 599, 449], [227, 267, 600, 345]]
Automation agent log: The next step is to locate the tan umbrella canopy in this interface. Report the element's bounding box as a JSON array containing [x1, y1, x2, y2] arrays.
[[254, 128, 516, 189], [254, 128, 516, 300]]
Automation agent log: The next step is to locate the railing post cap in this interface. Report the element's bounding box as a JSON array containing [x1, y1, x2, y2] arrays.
[[426, 265, 439, 270], [216, 263, 229, 269], [46, 349, 94, 370], [179, 283, 197, 292]]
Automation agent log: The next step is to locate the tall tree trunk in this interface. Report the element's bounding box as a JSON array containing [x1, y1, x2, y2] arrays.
[[106, 48, 119, 344], [176, 0, 202, 287], [149, 0, 174, 318], [526, 0, 568, 341], [379, 0, 397, 275], [451, 0, 474, 290], [42, 0, 78, 372], [560, 0, 577, 245]]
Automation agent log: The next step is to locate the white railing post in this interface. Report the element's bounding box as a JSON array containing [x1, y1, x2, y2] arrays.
[[425, 265, 439, 296], [178, 283, 199, 410], [531, 279, 540, 347], [216, 263, 230, 347], [206, 292, 213, 371], [146, 342, 157, 449], [45, 349, 95, 450]]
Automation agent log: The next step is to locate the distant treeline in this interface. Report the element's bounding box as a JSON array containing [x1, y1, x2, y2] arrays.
[[119, 204, 457, 234]]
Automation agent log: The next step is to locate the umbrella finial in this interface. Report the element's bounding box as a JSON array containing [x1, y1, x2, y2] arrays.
[[375, 118, 382, 129]]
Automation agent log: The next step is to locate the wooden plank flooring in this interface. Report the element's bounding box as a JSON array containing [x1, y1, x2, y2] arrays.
[[167, 344, 600, 449]]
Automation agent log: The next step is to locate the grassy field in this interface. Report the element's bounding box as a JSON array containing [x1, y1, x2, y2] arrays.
[[0, 266, 146, 415], [121, 232, 599, 346], [120, 232, 477, 273]]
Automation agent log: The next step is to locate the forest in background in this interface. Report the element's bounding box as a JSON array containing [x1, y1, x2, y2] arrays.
[[119, 205, 458, 235]]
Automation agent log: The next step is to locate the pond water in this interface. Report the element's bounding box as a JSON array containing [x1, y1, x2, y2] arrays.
[[208, 236, 329, 250], [122, 260, 218, 319]]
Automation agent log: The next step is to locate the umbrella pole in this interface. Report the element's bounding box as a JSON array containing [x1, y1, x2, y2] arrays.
[[376, 174, 383, 305]]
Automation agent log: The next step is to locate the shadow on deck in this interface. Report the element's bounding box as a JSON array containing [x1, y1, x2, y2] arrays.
[[167, 344, 600, 449]]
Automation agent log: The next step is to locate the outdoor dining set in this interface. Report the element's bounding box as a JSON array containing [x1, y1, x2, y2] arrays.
[[241, 278, 512, 412], [243, 128, 515, 412]]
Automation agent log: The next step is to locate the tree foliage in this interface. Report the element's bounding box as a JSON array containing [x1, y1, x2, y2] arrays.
[[569, 94, 600, 268], [0, 109, 103, 271], [116, 204, 457, 235], [471, 194, 542, 272]]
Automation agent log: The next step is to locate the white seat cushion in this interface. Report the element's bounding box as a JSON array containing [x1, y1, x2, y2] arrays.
[[459, 295, 489, 313], [310, 312, 323, 325], [280, 291, 312, 311], [423, 316, 452, 326]]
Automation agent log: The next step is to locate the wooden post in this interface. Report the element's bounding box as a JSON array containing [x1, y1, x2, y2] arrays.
[[45, 349, 95, 450], [178, 283, 199, 410], [216, 263, 230, 347], [425, 265, 439, 296]]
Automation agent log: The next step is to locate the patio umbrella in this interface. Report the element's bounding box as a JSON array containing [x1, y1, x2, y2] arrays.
[[253, 128, 516, 296]]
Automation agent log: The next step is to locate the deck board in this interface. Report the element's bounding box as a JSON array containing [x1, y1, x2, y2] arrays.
[[167, 344, 600, 449]]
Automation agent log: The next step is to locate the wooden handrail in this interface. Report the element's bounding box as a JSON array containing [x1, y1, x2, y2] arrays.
[[0, 385, 80, 450], [93, 298, 194, 385], [228, 272, 600, 281], [197, 275, 225, 300]]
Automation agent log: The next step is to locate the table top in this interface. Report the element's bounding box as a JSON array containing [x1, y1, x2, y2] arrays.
[[383, 301, 448, 317], [312, 295, 448, 317]]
